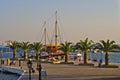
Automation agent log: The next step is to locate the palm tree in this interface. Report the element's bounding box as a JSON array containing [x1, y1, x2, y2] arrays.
[[19, 42, 30, 60], [8, 41, 19, 59], [76, 38, 94, 64], [30, 42, 43, 61], [95, 40, 119, 65], [59, 41, 72, 62]]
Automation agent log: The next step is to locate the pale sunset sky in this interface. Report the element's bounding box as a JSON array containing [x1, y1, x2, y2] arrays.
[[0, 0, 120, 44]]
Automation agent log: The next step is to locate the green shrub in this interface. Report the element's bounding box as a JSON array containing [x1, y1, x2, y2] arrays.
[[60, 62, 74, 64], [101, 64, 119, 68], [10, 58, 18, 60], [41, 61, 53, 63], [78, 63, 94, 66]]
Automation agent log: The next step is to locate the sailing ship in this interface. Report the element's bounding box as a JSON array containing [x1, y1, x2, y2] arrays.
[[41, 11, 62, 54]]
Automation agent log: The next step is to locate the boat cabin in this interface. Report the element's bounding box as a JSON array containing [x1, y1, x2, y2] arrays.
[[45, 44, 61, 53]]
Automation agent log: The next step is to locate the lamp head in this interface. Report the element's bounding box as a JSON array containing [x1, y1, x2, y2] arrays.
[[27, 59, 32, 68]]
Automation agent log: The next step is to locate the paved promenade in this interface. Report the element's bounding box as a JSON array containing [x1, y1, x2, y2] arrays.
[[10, 61, 120, 80], [42, 63, 120, 80]]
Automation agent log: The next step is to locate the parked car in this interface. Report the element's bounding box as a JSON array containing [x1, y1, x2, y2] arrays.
[[69, 52, 82, 60]]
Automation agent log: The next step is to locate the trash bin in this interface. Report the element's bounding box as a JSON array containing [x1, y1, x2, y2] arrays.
[[7, 58, 10, 65], [98, 59, 102, 67], [41, 70, 47, 80]]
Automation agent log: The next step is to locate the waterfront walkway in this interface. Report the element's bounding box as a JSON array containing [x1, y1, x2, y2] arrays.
[[9, 61, 120, 80]]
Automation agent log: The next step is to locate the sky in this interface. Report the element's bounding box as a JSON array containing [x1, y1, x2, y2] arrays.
[[0, 0, 120, 44]]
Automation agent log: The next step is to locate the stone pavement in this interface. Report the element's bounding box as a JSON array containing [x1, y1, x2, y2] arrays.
[[10, 60, 120, 80], [42, 63, 120, 80]]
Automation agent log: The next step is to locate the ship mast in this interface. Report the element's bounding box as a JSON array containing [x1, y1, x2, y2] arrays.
[[40, 21, 49, 52], [55, 11, 58, 49], [44, 21, 47, 47]]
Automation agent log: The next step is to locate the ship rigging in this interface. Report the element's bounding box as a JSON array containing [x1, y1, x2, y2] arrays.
[[40, 11, 63, 53]]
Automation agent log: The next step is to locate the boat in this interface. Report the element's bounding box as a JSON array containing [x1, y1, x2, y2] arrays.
[[41, 11, 63, 54], [45, 43, 61, 53]]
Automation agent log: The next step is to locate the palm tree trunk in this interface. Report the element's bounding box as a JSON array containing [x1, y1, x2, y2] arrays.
[[13, 49, 16, 59], [105, 52, 109, 65], [24, 50, 28, 60], [65, 53, 69, 62], [84, 51, 88, 64], [36, 52, 39, 61]]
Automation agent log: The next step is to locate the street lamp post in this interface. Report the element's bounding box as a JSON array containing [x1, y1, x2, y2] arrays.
[[27, 59, 42, 80], [27, 60, 33, 80], [37, 61, 42, 80]]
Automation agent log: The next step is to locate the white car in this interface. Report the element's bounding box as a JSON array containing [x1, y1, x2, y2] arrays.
[[69, 52, 82, 60]]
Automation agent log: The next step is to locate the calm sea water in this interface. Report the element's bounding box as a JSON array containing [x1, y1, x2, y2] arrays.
[[87, 52, 120, 63]]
